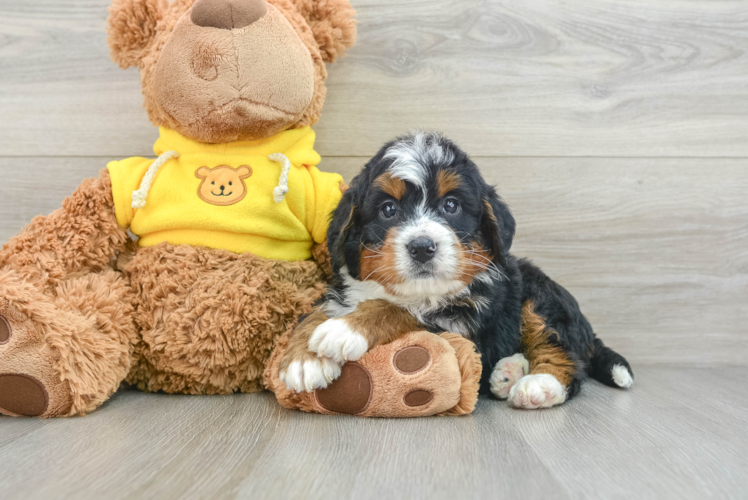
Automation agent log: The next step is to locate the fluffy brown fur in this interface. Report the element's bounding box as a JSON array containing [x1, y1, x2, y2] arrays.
[[0, 0, 355, 417], [126, 243, 326, 395], [0, 170, 128, 293]]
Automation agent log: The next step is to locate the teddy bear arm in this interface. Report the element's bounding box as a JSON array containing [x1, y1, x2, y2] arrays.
[[0, 169, 129, 291]]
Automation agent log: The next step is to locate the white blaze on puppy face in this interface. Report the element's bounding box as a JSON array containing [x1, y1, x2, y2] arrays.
[[379, 132, 467, 301], [383, 132, 454, 192]]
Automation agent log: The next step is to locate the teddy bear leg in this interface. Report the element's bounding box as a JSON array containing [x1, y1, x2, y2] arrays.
[[267, 330, 482, 417], [0, 269, 136, 417]]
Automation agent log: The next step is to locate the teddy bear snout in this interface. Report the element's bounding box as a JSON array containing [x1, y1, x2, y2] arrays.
[[191, 0, 268, 31]]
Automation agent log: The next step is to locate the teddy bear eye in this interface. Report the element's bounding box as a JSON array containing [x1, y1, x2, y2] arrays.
[[229, 182, 232, 186], [211, 181, 215, 185]]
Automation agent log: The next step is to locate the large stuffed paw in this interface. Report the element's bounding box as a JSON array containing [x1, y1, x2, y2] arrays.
[[267, 330, 483, 417], [489, 353, 529, 399], [0, 298, 72, 417]]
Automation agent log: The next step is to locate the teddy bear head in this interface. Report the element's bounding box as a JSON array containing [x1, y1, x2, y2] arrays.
[[107, 0, 356, 143]]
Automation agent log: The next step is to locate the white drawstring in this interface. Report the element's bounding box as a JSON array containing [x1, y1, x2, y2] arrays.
[[131, 150, 180, 209], [269, 153, 291, 203]]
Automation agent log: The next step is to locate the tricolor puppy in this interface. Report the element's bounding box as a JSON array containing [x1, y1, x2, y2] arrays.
[[280, 132, 634, 409]]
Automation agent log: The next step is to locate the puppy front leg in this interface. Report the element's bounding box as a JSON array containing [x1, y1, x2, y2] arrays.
[[309, 299, 421, 364], [278, 309, 343, 392], [279, 300, 420, 393]]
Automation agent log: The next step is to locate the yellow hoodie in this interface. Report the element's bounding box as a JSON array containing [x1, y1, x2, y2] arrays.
[[107, 127, 343, 261]]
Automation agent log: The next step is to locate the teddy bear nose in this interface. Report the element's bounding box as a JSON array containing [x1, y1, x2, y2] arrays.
[[191, 0, 268, 30]]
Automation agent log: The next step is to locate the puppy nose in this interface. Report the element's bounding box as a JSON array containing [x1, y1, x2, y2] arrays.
[[220, 185, 225, 191], [407, 237, 437, 264], [191, 0, 268, 30]]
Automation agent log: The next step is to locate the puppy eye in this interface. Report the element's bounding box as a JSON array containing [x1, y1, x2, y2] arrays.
[[443, 198, 460, 215], [211, 181, 215, 185], [229, 182, 233, 186], [380, 201, 398, 219]]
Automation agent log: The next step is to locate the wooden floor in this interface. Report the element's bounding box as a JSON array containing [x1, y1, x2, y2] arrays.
[[0, 366, 745, 499], [2, 0, 748, 498]]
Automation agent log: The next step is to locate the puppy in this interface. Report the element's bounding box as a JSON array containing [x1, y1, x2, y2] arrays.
[[280, 132, 634, 409]]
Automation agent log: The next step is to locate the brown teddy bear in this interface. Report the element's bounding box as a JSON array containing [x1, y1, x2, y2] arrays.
[[0, 0, 482, 419], [0, 0, 357, 417]]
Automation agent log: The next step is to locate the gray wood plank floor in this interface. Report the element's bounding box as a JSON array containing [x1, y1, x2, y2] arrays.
[[0, 366, 745, 500]]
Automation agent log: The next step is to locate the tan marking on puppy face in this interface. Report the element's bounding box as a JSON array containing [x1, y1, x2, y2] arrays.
[[374, 173, 406, 200], [520, 301, 576, 386], [195, 165, 252, 206], [436, 171, 462, 198], [359, 228, 403, 290], [456, 241, 494, 286]]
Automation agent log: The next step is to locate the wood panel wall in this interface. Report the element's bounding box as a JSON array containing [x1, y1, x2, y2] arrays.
[[1, 0, 746, 364]]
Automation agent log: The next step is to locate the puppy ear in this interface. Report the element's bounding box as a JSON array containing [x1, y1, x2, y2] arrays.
[[107, 0, 167, 68], [289, 0, 357, 63], [480, 189, 516, 266], [327, 185, 359, 274]]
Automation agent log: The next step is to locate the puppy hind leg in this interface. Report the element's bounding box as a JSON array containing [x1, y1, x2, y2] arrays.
[[509, 301, 581, 409]]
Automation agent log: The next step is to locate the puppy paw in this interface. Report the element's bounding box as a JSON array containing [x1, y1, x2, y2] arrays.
[[489, 353, 529, 399], [279, 354, 342, 393], [508, 373, 567, 409], [308, 318, 368, 364]]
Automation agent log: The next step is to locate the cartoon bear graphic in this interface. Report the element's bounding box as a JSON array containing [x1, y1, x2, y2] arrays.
[[196, 165, 252, 206]]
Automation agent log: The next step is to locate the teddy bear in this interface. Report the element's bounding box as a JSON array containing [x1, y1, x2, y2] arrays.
[[0, 0, 358, 417], [0, 0, 484, 419]]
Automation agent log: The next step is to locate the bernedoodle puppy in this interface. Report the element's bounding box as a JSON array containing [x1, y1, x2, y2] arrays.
[[280, 132, 634, 409]]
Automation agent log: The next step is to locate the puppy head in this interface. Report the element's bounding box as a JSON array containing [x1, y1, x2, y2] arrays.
[[328, 132, 515, 301]]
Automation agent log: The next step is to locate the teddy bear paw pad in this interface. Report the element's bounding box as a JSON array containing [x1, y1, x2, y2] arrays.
[[0, 308, 73, 417], [0, 314, 11, 344], [393, 346, 431, 374], [404, 389, 433, 407], [315, 362, 372, 415], [0, 374, 49, 416]]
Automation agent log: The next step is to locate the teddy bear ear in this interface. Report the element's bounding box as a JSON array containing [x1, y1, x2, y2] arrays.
[[289, 0, 357, 63], [195, 166, 211, 179], [236, 166, 253, 178], [107, 0, 167, 69]]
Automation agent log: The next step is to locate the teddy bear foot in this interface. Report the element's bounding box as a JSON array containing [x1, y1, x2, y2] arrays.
[[0, 310, 72, 418], [268, 330, 482, 417]]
